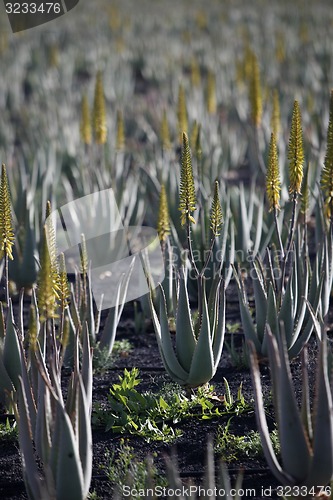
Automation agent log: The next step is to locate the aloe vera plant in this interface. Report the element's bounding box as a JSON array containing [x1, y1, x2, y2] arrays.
[[234, 236, 322, 359], [149, 269, 225, 388], [15, 321, 93, 500], [249, 327, 333, 492]]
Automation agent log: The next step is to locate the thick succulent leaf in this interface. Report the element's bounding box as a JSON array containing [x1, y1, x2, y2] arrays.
[[55, 400, 84, 500], [252, 194, 264, 256], [81, 322, 92, 413], [234, 272, 262, 352], [288, 275, 323, 359], [18, 339, 37, 440], [3, 301, 22, 390], [77, 374, 93, 498], [278, 267, 295, 348], [187, 289, 214, 387], [16, 377, 46, 500], [261, 282, 279, 357], [175, 271, 196, 373], [274, 331, 311, 482], [0, 303, 5, 340], [21, 214, 38, 287], [0, 353, 14, 406], [97, 273, 123, 355], [300, 348, 313, 443], [202, 438, 216, 494], [306, 334, 333, 487], [224, 221, 235, 287], [238, 183, 251, 251], [35, 376, 52, 465], [290, 253, 299, 318], [149, 285, 188, 383], [248, 341, 292, 485], [207, 274, 222, 334], [251, 258, 267, 342], [212, 284, 226, 372]]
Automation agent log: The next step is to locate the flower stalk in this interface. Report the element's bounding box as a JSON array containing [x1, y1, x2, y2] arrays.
[[0, 163, 15, 306]]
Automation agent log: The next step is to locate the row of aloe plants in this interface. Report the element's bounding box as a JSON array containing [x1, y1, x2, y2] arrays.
[[1, 3, 333, 497], [1, 85, 333, 497]]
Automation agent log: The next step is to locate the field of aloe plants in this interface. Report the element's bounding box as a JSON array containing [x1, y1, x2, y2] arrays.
[[1, 0, 333, 498]]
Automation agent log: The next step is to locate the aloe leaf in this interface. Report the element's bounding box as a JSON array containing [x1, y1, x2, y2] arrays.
[[21, 213, 37, 288], [55, 400, 84, 500], [187, 290, 214, 387], [150, 285, 188, 383], [290, 252, 298, 318], [35, 375, 52, 465], [278, 266, 295, 347], [306, 334, 333, 487], [175, 271, 196, 373], [238, 183, 251, 251], [218, 461, 232, 500], [98, 276, 123, 356], [0, 302, 5, 340], [81, 322, 92, 411], [300, 348, 313, 443], [17, 339, 37, 439], [16, 377, 46, 500], [77, 374, 93, 497], [225, 221, 235, 287], [288, 274, 323, 358], [235, 278, 262, 353], [0, 352, 14, 407], [262, 282, 279, 357], [248, 341, 292, 485], [207, 274, 221, 334], [3, 300, 22, 390], [212, 284, 226, 372], [274, 331, 311, 482], [251, 258, 267, 342], [203, 437, 216, 494]]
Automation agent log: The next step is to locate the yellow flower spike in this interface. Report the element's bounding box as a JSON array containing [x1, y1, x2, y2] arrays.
[[160, 110, 171, 151], [206, 70, 217, 115], [80, 233, 88, 276], [321, 90, 333, 219], [177, 84, 188, 142], [157, 185, 170, 243], [93, 71, 107, 145], [271, 89, 280, 139], [45, 201, 61, 300], [275, 31, 286, 63], [27, 304, 38, 352], [179, 132, 196, 226], [210, 181, 223, 237], [116, 109, 125, 151], [48, 44, 59, 68], [191, 57, 201, 88], [288, 100, 304, 196], [249, 53, 262, 127], [266, 133, 281, 212], [80, 94, 92, 145], [38, 226, 58, 322], [0, 164, 15, 261]]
